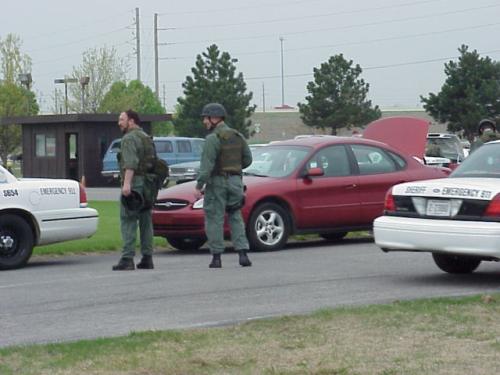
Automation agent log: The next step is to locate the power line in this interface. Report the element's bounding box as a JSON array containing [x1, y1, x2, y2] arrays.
[[157, 20, 500, 61], [157, 48, 500, 85], [167, 0, 452, 30], [154, 3, 500, 48], [158, 0, 324, 16], [26, 27, 130, 54]]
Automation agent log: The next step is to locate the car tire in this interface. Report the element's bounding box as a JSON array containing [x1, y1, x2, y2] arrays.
[[320, 232, 348, 241], [0, 214, 34, 270], [166, 236, 206, 251], [247, 202, 290, 251], [432, 253, 481, 274]]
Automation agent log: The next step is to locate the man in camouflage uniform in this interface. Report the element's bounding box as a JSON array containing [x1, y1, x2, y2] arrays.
[[471, 119, 500, 153], [112, 110, 156, 271], [195, 103, 253, 268]]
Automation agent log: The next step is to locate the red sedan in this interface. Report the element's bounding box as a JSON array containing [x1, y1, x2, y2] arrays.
[[153, 119, 450, 252]]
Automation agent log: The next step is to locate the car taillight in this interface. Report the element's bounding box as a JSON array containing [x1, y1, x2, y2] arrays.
[[484, 193, 500, 217], [79, 183, 88, 208], [384, 189, 396, 212]]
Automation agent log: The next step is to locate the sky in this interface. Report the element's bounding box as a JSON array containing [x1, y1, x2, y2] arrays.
[[2, 0, 500, 114]]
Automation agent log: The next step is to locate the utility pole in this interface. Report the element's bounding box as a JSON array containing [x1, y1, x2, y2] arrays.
[[279, 36, 285, 107], [162, 84, 166, 109], [135, 8, 141, 82], [262, 82, 266, 112], [154, 13, 159, 99]]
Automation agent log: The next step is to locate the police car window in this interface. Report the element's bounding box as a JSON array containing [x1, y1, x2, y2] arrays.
[[351, 144, 397, 175], [177, 140, 192, 153], [155, 141, 173, 153], [307, 145, 351, 177]]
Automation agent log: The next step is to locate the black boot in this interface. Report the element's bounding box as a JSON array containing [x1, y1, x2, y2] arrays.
[[209, 253, 221, 268], [112, 257, 135, 271], [137, 255, 154, 269], [239, 250, 252, 267]]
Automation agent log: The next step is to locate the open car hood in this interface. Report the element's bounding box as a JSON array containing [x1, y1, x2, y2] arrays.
[[362, 116, 430, 160]]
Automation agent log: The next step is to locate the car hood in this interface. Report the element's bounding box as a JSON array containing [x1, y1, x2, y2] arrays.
[[392, 177, 500, 200], [363, 116, 429, 160], [157, 176, 282, 202]]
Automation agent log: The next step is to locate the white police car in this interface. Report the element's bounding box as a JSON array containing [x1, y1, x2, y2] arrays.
[[0, 165, 98, 270], [374, 140, 500, 274]]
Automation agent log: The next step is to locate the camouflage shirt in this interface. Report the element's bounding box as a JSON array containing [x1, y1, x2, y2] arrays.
[[196, 122, 252, 190]]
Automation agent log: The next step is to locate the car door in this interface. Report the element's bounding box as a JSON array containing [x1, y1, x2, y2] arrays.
[[295, 144, 361, 229], [349, 144, 409, 224]]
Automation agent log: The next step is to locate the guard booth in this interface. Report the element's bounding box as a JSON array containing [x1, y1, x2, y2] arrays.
[[0, 113, 170, 187]]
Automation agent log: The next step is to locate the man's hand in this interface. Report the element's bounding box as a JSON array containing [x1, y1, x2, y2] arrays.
[[194, 187, 204, 200], [122, 169, 134, 196]]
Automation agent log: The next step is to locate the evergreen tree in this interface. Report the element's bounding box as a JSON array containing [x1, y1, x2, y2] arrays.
[[176, 44, 255, 138], [298, 54, 380, 135], [421, 45, 500, 141]]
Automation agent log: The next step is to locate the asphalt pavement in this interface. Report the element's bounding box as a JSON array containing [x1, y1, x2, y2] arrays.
[[2, 238, 500, 348]]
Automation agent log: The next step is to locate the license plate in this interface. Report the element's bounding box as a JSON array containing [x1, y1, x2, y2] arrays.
[[426, 200, 451, 216]]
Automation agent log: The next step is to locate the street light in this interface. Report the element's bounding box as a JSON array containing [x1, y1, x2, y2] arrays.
[[54, 77, 78, 114], [79, 76, 90, 113], [19, 73, 33, 113]]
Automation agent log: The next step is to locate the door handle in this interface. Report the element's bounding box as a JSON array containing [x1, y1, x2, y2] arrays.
[[342, 184, 357, 189]]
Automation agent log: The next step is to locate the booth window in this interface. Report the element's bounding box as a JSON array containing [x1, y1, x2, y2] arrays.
[[35, 134, 56, 157]]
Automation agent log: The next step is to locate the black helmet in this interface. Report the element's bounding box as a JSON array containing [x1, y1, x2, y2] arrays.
[[478, 119, 496, 134], [121, 190, 144, 212], [201, 103, 227, 118]]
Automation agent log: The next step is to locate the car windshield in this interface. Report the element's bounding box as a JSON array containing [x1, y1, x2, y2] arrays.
[[451, 142, 500, 178], [244, 145, 310, 177], [425, 137, 464, 161]]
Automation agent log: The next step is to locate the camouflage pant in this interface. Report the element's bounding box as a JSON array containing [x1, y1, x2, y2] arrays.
[[203, 175, 249, 254], [119, 182, 153, 259]]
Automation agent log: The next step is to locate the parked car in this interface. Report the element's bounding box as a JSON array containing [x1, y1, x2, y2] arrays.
[[101, 136, 205, 178], [424, 133, 465, 170], [374, 140, 500, 274], [153, 123, 450, 252], [169, 144, 269, 185], [0, 165, 98, 270]]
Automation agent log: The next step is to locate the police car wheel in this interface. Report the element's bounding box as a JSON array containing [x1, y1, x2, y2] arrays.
[[432, 253, 481, 274], [0, 214, 34, 270], [166, 236, 206, 251], [247, 202, 290, 251], [320, 232, 348, 241]]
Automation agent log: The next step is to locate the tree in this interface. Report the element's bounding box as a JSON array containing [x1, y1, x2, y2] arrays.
[[421, 45, 500, 141], [0, 82, 39, 166], [298, 54, 381, 135], [99, 80, 172, 135], [0, 34, 32, 84], [0, 34, 38, 167], [69, 46, 127, 113], [176, 44, 255, 138]]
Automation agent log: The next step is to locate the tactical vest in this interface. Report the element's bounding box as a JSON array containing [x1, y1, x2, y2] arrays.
[[134, 130, 156, 176], [214, 128, 244, 175]]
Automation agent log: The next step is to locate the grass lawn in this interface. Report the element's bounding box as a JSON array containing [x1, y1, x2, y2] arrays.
[[1, 294, 500, 374]]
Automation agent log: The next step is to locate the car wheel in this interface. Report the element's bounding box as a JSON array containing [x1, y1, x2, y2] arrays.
[[166, 236, 206, 251], [432, 253, 481, 274], [320, 232, 348, 241], [247, 202, 290, 251], [0, 214, 34, 270]]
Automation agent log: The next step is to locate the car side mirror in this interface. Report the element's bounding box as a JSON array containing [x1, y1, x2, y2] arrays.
[[305, 167, 324, 178]]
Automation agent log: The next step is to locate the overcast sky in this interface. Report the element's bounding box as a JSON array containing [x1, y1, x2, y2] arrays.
[[2, 0, 500, 113]]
